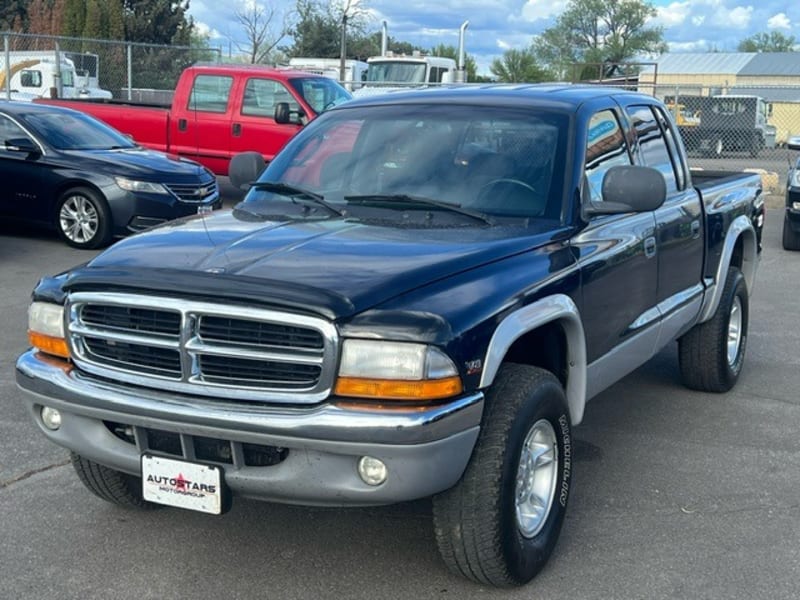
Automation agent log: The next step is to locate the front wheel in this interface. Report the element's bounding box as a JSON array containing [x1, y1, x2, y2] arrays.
[[432, 364, 572, 587], [55, 187, 112, 249], [71, 453, 159, 510], [679, 267, 749, 392]]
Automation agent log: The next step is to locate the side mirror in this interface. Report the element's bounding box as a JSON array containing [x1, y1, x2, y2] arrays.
[[229, 151, 266, 190], [5, 137, 40, 156], [584, 165, 667, 217], [274, 102, 305, 125]]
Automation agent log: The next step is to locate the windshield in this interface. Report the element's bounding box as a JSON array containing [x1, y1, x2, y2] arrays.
[[24, 111, 136, 151], [288, 77, 351, 114], [367, 62, 427, 84], [249, 103, 569, 221]]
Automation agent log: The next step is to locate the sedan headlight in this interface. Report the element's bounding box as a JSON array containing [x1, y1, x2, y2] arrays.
[[28, 302, 69, 358], [335, 340, 462, 401], [115, 176, 169, 195], [791, 168, 800, 189]]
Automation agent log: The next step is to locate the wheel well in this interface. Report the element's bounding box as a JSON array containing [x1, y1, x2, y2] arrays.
[[730, 236, 744, 270], [502, 322, 568, 389], [52, 181, 107, 222]]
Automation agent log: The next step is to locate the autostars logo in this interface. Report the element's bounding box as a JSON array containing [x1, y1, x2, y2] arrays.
[[147, 473, 217, 495]]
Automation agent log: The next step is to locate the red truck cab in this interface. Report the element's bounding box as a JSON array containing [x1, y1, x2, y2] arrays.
[[36, 64, 351, 175]]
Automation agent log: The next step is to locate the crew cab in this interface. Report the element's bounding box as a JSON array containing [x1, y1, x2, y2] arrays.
[[35, 64, 351, 175], [17, 86, 763, 587]]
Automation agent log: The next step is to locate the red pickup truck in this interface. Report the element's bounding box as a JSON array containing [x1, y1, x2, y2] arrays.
[[36, 64, 352, 175]]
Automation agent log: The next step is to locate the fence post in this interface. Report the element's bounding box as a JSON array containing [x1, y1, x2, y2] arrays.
[[54, 42, 62, 98], [4, 34, 10, 101], [126, 43, 132, 101]]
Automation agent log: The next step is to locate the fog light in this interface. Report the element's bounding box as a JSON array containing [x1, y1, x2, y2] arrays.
[[41, 406, 62, 430], [357, 456, 388, 486]]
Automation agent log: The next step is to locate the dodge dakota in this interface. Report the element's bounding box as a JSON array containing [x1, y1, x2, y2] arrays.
[[17, 84, 763, 587]]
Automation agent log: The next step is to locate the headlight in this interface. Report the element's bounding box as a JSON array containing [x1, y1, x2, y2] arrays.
[[28, 302, 69, 359], [791, 169, 800, 188], [115, 176, 169, 195], [335, 340, 462, 401]]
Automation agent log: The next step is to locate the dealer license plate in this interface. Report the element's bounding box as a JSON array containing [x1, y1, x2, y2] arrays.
[[141, 454, 224, 515]]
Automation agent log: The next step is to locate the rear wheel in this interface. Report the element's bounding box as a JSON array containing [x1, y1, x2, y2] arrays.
[[55, 187, 112, 249], [749, 133, 763, 158], [679, 267, 748, 392], [783, 215, 800, 251], [71, 453, 159, 510], [432, 364, 571, 587]]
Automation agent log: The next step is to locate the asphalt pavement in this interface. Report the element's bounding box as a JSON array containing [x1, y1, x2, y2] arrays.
[[1, 202, 798, 600]]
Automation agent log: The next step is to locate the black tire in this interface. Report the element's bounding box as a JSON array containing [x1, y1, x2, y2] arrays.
[[749, 133, 762, 158], [432, 364, 572, 587], [783, 216, 800, 251], [71, 453, 159, 510], [679, 267, 748, 392], [55, 186, 112, 249]]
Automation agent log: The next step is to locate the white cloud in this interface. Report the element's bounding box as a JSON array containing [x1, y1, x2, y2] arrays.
[[767, 12, 791, 30], [194, 21, 223, 40], [497, 39, 511, 50], [692, 15, 706, 26], [655, 2, 692, 27], [711, 5, 753, 29], [520, 0, 569, 23]]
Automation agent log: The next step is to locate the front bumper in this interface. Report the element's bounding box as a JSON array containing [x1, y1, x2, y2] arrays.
[[16, 350, 483, 507], [787, 187, 800, 230]]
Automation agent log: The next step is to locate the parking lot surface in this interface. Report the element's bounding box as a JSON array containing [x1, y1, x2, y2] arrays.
[[1, 205, 798, 599]]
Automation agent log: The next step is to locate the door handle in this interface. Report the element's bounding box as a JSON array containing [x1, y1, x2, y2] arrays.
[[232, 123, 242, 136], [178, 118, 187, 132], [644, 236, 657, 258], [691, 220, 701, 239]]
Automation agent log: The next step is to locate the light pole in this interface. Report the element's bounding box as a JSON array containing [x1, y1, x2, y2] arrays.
[[339, 14, 348, 83]]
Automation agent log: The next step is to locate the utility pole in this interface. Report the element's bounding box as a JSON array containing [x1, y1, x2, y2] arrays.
[[339, 14, 348, 83]]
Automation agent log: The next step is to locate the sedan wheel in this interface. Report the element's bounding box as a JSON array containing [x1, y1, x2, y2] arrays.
[[56, 188, 112, 249]]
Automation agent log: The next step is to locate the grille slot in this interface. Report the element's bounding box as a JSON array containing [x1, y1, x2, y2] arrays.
[[68, 293, 337, 403], [83, 337, 182, 377], [199, 316, 323, 350], [165, 180, 218, 203], [81, 304, 181, 336]]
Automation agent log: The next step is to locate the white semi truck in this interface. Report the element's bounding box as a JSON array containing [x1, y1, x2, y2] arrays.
[[1, 51, 111, 100]]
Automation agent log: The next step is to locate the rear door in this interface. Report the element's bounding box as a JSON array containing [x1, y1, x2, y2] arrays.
[[623, 103, 704, 333], [229, 76, 305, 163], [169, 72, 233, 174], [0, 114, 48, 222]]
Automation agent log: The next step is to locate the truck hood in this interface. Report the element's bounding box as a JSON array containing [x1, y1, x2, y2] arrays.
[[77, 210, 561, 320], [64, 147, 208, 179]]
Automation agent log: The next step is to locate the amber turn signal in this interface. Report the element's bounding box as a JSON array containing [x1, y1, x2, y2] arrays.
[[334, 376, 463, 401], [28, 331, 70, 359]]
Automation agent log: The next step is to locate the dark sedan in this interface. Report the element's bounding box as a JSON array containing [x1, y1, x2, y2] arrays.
[[0, 101, 220, 248]]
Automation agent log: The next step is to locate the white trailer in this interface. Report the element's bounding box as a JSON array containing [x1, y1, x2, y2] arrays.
[[287, 57, 368, 91], [1, 51, 111, 100]]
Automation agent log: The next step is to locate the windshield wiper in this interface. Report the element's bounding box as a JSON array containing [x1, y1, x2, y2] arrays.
[[251, 181, 344, 216], [344, 194, 493, 225]]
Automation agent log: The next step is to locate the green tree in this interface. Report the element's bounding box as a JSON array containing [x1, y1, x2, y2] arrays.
[[62, 0, 86, 37], [0, 0, 27, 32], [429, 43, 477, 82], [737, 31, 797, 52], [533, 0, 667, 80], [490, 48, 551, 83], [122, 0, 193, 45]]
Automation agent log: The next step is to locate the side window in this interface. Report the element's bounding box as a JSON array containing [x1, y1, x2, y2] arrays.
[[625, 105, 678, 192], [187, 75, 233, 113], [20, 70, 42, 88], [584, 109, 632, 203], [241, 78, 299, 118], [653, 105, 687, 190], [0, 115, 28, 147]]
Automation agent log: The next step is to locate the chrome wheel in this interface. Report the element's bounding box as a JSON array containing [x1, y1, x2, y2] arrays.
[[59, 194, 99, 244], [727, 296, 743, 366], [515, 419, 559, 539]]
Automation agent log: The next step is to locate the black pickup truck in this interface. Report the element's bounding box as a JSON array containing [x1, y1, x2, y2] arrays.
[[17, 85, 763, 587]]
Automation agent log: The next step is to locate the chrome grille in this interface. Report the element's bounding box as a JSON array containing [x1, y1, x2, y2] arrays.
[[164, 179, 218, 203], [67, 293, 338, 403]]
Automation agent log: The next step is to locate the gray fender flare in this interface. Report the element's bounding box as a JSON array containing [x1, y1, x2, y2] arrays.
[[479, 294, 588, 425], [699, 215, 758, 323]]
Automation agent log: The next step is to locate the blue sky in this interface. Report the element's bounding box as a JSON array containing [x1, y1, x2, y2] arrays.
[[188, 0, 799, 74]]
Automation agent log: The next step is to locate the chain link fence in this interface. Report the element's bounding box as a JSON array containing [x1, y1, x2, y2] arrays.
[[2, 31, 220, 103]]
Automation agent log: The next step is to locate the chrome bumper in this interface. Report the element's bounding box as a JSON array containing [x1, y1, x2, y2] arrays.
[[16, 350, 483, 506]]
